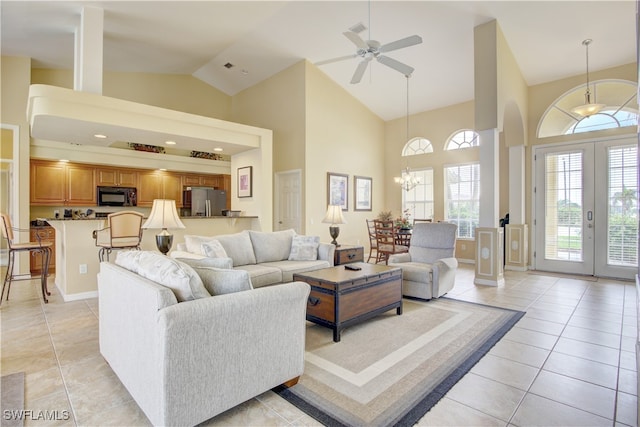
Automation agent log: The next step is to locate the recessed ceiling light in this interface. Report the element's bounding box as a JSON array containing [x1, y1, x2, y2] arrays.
[[159, 168, 167, 171], [165, 140, 176, 145], [213, 148, 223, 152], [241, 69, 249, 75], [94, 134, 107, 139], [60, 159, 69, 163]]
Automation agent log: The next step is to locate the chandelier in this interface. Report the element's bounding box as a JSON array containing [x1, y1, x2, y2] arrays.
[[395, 167, 421, 191], [571, 39, 605, 117], [394, 74, 421, 191]]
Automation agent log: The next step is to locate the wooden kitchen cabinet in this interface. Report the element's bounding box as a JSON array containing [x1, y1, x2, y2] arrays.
[[30, 160, 96, 206], [96, 167, 138, 187], [137, 170, 183, 207], [182, 174, 222, 188], [29, 226, 55, 275]]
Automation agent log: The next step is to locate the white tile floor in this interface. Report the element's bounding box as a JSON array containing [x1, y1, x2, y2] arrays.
[[1, 264, 637, 426]]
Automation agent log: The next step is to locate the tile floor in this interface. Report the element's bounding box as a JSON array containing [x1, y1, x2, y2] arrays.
[[1, 264, 637, 426]]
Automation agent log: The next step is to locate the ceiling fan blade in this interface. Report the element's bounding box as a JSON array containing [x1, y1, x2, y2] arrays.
[[377, 55, 414, 77], [343, 31, 369, 50], [351, 58, 371, 84], [379, 35, 423, 54], [314, 54, 357, 66]]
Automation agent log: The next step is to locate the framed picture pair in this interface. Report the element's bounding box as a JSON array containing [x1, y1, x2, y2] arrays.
[[327, 172, 372, 212]]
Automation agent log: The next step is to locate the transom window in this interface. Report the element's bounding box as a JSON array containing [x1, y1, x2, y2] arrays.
[[538, 79, 638, 138], [402, 137, 433, 156], [445, 130, 479, 150]]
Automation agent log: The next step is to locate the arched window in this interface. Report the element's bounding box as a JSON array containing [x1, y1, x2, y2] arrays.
[[445, 130, 479, 150], [538, 79, 638, 138], [402, 137, 433, 156]]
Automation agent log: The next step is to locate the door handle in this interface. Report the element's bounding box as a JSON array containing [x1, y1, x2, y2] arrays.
[[587, 211, 593, 221]]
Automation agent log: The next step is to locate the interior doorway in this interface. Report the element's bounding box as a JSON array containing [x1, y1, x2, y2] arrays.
[[533, 136, 638, 279], [274, 170, 302, 233]]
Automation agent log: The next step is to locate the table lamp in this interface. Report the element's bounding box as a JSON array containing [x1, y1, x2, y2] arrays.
[[322, 205, 346, 246], [142, 199, 185, 255]]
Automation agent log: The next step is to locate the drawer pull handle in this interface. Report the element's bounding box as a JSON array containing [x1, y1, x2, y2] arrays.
[[348, 253, 355, 259], [308, 296, 320, 306]]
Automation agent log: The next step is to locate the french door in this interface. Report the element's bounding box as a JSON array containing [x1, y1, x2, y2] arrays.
[[534, 137, 638, 279]]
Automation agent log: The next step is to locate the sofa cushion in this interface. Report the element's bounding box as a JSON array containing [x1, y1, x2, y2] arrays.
[[288, 235, 320, 261], [262, 260, 330, 283], [248, 229, 296, 263], [234, 264, 283, 288], [214, 230, 257, 266], [115, 251, 211, 302], [201, 240, 228, 259], [193, 267, 253, 295], [177, 256, 233, 270]]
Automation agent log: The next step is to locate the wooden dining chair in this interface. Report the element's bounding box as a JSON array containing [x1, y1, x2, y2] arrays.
[[0, 212, 53, 304], [365, 219, 379, 263], [373, 219, 409, 264]]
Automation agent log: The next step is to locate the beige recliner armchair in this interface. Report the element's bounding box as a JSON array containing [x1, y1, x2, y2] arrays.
[[388, 222, 458, 300]]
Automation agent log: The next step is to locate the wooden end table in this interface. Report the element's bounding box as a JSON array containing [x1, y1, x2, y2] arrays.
[[333, 244, 364, 265], [293, 262, 402, 342]]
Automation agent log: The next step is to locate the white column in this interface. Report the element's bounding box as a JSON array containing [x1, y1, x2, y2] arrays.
[[478, 128, 499, 227], [74, 6, 104, 94], [508, 145, 525, 224]]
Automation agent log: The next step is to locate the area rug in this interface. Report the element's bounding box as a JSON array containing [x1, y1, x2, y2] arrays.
[[1, 372, 25, 427], [275, 298, 524, 427]]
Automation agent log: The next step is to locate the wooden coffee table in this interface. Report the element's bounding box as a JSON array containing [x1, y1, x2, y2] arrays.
[[293, 262, 402, 342]]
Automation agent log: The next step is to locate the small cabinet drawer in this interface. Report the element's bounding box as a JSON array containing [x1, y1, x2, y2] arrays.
[[334, 246, 364, 265]]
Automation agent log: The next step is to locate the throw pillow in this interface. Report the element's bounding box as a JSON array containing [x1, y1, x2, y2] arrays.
[[201, 240, 228, 259], [193, 267, 253, 296], [288, 235, 320, 261], [176, 256, 233, 270], [115, 251, 210, 302], [184, 235, 217, 256]]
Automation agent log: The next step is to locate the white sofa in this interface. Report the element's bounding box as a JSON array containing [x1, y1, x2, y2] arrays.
[[171, 229, 335, 287], [98, 256, 310, 427]]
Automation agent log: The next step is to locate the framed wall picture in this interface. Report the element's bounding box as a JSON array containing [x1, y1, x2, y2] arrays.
[[354, 176, 372, 211], [327, 172, 348, 210], [237, 166, 253, 198]]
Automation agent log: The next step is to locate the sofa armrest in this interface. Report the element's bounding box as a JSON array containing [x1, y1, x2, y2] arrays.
[[388, 253, 411, 264], [432, 257, 458, 297], [157, 281, 311, 426], [318, 242, 336, 266]]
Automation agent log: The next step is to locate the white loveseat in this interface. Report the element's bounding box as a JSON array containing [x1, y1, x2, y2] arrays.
[[171, 229, 335, 287], [98, 254, 310, 426]]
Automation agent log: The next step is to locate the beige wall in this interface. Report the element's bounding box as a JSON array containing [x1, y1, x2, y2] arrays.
[[32, 69, 232, 120], [305, 61, 385, 246]]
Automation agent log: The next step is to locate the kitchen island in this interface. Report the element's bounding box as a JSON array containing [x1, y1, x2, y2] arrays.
[[48, 216, 259, 301]]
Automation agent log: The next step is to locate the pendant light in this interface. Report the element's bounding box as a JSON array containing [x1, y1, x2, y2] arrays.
[[571, 39, 605, 117], [394, 74, 421, 192]]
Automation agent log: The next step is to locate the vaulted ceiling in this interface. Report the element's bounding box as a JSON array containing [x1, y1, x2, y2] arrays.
[[2, 1, 636, 121]]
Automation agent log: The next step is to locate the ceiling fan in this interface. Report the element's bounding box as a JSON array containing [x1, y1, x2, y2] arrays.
[[317, 23, 422, 84]]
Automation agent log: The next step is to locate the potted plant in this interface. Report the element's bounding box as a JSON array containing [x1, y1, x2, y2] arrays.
[[377, 211, 393, 221], [395, 209, 412, 230]]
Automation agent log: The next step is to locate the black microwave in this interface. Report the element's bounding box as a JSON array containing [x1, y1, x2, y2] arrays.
[[97, 186, 137, 206]]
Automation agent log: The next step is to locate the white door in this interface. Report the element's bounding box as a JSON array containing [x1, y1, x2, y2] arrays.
[[534, 138, 637, 279], [275, 170, 302, 233]]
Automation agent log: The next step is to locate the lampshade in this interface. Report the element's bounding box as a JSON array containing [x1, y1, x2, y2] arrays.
[[322, 205, 346, 225], [571, 39, 605, 117], [142, 199, 185, 255], [142, 199, 185, 230]]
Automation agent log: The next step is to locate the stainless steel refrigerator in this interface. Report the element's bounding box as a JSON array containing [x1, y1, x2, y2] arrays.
[[184, 187, 227, 216]]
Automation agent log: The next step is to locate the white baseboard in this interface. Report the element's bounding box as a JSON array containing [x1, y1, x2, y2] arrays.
[[56, 283, 98, 302]]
